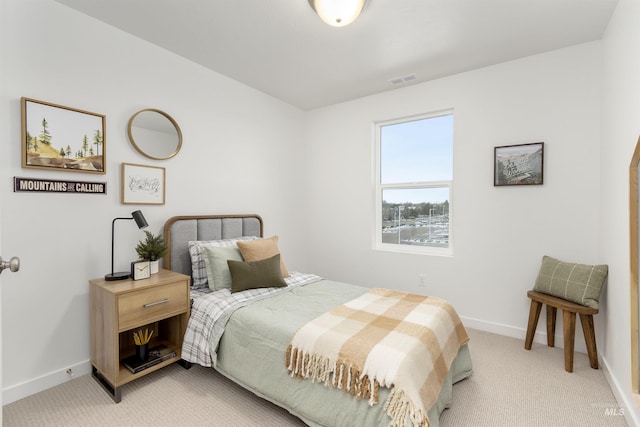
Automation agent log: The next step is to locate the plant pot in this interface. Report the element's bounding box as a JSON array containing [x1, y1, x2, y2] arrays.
[[136, 343, 149, 361], [150, 260, 159, 274]]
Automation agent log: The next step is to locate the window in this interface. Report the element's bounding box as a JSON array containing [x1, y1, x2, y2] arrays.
[[374, 111, 453, 255]]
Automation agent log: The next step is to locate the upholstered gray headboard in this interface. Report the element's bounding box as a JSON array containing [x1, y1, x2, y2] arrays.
[[163, 214, 263, 277]]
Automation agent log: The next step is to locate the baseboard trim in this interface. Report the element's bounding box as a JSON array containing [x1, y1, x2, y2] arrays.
[[0, 319, 618, 411], [460, 314, 589, 353], [3, 360, 91, 405], [600, 356, 640, 427]]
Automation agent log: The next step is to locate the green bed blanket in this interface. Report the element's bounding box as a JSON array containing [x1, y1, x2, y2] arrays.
[[214, 279, 473, 427]]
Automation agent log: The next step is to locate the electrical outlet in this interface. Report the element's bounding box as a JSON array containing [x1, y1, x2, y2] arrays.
[[417, 274, 427, 287]]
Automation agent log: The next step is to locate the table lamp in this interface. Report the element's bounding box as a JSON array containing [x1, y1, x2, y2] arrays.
[[105, 210, 149, 281]]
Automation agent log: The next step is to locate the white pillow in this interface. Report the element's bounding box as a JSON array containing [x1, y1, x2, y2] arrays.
[[188, 236, 257, 289]]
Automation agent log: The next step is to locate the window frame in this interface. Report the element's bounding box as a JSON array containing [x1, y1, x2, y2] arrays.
[[373, 110, 454, 256]]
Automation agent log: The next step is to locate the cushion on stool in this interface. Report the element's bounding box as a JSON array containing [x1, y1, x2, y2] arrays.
[[533, 255, 608, 309]]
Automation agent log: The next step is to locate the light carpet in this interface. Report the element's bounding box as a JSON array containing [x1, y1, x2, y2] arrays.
[[3, 328, 628, 427]]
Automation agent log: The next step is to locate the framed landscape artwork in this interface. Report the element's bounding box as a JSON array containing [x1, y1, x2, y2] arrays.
[[121, 163, 166, 205], [494, 142, 544, 186], [21, 97, 106, 174]]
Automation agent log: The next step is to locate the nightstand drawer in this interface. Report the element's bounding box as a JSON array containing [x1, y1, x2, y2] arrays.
[[118, 282, 188, 331]]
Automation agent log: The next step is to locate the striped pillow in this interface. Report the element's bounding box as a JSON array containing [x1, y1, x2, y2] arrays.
[[533, 255, 608, 309]]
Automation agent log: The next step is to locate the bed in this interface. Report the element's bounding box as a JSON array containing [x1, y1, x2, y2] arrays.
[[164, 214, 473, 427]]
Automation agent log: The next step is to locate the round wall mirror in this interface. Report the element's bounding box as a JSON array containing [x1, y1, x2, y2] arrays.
[[127, 109, 182, 160]]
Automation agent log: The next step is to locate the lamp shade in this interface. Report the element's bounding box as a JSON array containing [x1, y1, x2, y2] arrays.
[[308, 0, 366, 27], [132, 210, 148, 229]]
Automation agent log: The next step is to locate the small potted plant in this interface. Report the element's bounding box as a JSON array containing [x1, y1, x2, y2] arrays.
[[135, 230, 166, 274]]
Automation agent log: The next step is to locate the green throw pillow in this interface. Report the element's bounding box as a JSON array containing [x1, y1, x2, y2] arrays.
[[202, 246, 244, 291], [533, 255, 608, 309], [227, 254, 287, 293]]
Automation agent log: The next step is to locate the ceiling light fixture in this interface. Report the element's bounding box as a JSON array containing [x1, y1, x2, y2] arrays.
[[308, 0, 367, 27]]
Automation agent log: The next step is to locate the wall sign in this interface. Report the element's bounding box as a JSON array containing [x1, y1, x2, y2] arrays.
[[13, 177, 106, 194]]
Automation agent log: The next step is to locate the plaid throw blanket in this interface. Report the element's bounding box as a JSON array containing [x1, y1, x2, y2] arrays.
[[286, 288, 469, 427]]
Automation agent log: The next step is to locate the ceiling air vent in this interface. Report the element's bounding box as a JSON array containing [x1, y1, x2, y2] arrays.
[[388, 74, 416, 86]]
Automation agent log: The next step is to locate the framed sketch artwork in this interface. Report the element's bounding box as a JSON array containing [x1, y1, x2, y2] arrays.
[[494, 142, 544, 186], [121, 163, 166, 205], [21, 97, 106, 174]]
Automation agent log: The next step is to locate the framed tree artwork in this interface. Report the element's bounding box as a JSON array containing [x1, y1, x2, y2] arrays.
[[21, 97, 106, 174]]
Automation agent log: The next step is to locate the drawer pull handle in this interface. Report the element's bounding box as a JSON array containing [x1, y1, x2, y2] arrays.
[[144, 298, 169, 308]]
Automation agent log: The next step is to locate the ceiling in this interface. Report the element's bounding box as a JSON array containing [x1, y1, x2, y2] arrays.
[[55, 0, 618, 111]]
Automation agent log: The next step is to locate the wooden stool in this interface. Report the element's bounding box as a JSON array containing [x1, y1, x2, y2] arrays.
[[524, 290, 599, 372]]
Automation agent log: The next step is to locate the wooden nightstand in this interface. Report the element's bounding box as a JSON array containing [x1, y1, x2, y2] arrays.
[[89, 269, 190, 402]]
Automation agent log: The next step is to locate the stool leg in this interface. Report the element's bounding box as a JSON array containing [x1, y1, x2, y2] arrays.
[[525, 299, 543, 350], [546, 305, 557, 347], [579, 314, 599, 369], [562, 310, 576, 373]]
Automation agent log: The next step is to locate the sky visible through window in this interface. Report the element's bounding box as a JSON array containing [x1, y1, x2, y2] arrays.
[[378, 113, 453, 250], [380, 114, 453, 203]]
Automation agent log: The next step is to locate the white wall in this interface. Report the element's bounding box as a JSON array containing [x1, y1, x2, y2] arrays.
[[601, 0, 640, 425], [2, 0, 636, 419], [303, 42, 604, 343], [0, 0, 306, 403]]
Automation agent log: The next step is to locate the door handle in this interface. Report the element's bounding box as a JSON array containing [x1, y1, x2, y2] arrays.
[[0, 256, 20, 274]]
